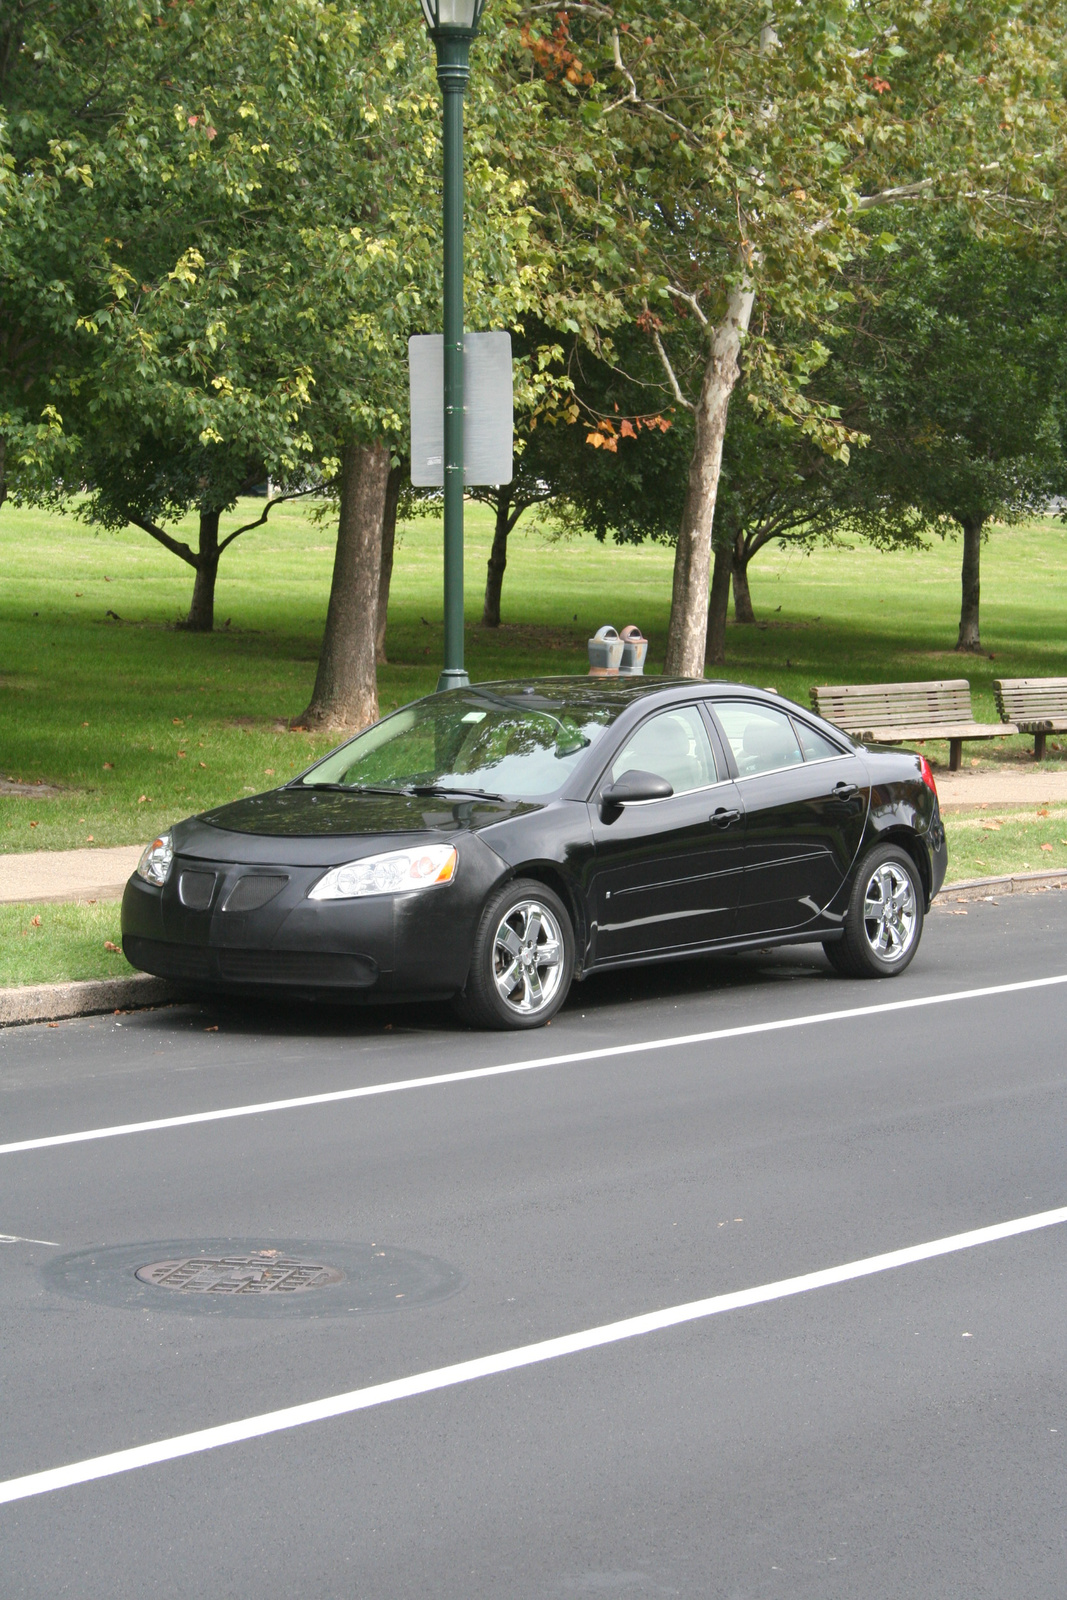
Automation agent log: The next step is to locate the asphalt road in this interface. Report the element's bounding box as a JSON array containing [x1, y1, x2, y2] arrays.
[[1, 891, 1066, 1599]]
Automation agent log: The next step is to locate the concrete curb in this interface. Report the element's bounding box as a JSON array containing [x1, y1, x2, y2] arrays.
[[937, 868, 1067, 902], [0, 974, 177, 1027]]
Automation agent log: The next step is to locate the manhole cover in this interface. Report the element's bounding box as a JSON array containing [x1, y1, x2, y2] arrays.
[[135, 1252, 344, 1295], [42, 1238, 464, 1318]]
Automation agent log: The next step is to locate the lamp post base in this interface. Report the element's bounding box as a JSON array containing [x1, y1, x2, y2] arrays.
[[436, 666, 471, 692]]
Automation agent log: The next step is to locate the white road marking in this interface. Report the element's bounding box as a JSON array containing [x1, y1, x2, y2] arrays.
[[3, 973, 1066, 1160], [1, 1203, 1064, 1506], [0, 1233, 59, 1246]]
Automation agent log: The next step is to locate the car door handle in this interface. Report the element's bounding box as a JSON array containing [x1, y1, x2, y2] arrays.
[[832, 782, 859, 800], [711, 807, 741, 828]]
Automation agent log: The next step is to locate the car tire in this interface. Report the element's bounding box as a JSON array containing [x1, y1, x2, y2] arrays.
[[821, 937, 853, 975], [453, 878, 575, 1030], [829, 842, 924, 979]]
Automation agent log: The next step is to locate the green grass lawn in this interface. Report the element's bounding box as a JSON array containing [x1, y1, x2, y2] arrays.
[[0, 901, 128, 986], [1, 497, 1066, 984]]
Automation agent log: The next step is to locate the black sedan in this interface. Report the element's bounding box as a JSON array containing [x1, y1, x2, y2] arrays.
[[122, 677, 948, 1029]]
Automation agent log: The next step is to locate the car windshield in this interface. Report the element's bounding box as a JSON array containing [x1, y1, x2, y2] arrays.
[[296, 689, 618, 800]]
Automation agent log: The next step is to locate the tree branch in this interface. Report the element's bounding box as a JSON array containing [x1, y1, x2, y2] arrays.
[[127, 514, 198, 568], [666, 285, 709, 327], [650, 327, 695, 412], [809, 179, 935, 235], [216, 483, 326, 556]]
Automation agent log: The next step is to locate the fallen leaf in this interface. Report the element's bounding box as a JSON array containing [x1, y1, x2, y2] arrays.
[[86, 836, 94, 843], [102, 761, 113, 770], [1038, 808, 1049, 817], [104, 940, 121, 952], [204, 1025, 218, 1032], [198, 761, 207, 768], [177, 751, 186, 759], [47, 1022, 59, 1028], [31, 915, 41, 926], [81, 722, 89, 727], [264, 768, 275, 775], [29, 820, 38, 828], [172, 718, 183, 725], [1040, 843, 1053, 852], [137, 794, 147, 803], [75, 592, 83, 597]]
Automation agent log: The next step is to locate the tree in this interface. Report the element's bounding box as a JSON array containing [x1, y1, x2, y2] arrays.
[[826, 222, 1067, 652], [514, 0, 1067, 675]]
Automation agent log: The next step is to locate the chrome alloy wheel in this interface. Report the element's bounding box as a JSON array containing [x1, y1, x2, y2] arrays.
[[492, 899, 565, 1016], [862, 860, 918, 963]]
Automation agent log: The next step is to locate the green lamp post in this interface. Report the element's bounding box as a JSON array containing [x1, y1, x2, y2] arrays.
[[420, 0, 487, 692]]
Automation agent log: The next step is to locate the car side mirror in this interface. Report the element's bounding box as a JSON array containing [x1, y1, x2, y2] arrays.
[[600, 769, 674, 814]]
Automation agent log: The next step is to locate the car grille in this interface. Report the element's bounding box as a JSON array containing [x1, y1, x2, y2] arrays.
[[178, 870, 217, 910], [123, 936, 378, 990], [124, 937, 213, 981], [217, 950, 377, 987], [221, 874, 289, 914]]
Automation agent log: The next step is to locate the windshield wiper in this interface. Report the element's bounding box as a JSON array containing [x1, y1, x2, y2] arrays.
[[298, 782, 410, 796], [407, 784, 507, 802]]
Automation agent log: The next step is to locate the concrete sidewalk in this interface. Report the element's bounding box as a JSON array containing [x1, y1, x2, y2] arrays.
[[936, 768, 1067, 808], [0, 845, 143, 905]]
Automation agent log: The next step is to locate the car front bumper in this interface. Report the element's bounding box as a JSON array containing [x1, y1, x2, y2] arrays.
[[121, 842, 504, 1000]]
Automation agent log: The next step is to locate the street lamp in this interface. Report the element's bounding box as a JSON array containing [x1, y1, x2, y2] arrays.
[[419, 0, 487, 692]]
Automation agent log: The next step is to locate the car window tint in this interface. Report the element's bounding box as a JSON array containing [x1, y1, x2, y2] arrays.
[[714, 701, 803, 777], [793, 720, 843, 762], [611, 706, 719, 794]]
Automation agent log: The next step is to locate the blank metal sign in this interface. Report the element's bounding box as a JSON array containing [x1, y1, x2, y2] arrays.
[[409, 332, 513, 488]]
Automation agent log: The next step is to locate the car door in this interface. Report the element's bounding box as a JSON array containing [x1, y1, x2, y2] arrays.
[[707, 699, 870, 938], [588, 704, 745, 963]]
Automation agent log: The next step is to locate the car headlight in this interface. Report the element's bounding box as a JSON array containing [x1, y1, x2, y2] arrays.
[[308, 844, 458, 901], [136, 834, 173, 887]]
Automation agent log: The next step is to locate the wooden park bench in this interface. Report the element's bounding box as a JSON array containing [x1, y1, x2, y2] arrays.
[[994, 678, 1067, 761], [810, 680, 1016, 772]]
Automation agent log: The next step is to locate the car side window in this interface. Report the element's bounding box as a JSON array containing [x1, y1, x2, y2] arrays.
[[793, 720, 843, 762], [714, 701, 804, 778], [611, 706, 719, 795]]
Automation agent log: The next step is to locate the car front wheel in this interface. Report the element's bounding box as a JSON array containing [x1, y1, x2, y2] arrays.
[[454, 878, 575, 1030], [824, 842, 924, 979]]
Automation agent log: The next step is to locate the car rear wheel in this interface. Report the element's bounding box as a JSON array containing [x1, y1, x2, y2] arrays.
[[824, 842, 924, 979], [453, 878, 575, 1030]]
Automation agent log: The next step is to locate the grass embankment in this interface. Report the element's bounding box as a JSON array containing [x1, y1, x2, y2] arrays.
[[1, 500, 1066, 984]]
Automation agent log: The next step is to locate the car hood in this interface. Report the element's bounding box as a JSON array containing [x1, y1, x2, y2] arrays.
[[192, 787, 541, 840], [160, 790, 545, 869]]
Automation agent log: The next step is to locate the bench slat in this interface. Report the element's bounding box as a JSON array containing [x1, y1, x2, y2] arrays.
[[859, 722, 1016, 742]]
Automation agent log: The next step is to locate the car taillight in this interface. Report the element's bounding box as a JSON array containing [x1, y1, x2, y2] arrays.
[[919, 756, 938, 800]]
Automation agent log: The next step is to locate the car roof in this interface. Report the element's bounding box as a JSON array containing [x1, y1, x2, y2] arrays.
[[452, 676, 792, 711]]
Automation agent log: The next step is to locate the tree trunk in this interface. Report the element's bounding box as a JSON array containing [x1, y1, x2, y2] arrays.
[[664, 282, 755, 677], [705, 542, 734, 667], [299, 439, 388, 731], [731, 534, 756, 623], [182, 510, 220, 632], [955, 512, 984, 652], [482, 487, 512, 628], [375, 462, 403, 665]]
